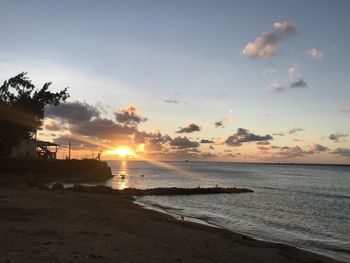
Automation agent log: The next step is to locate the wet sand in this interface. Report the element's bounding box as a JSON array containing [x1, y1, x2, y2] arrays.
[[0, 185, 343, 263]]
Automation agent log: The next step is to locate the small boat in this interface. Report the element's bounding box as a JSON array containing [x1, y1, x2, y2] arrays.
[[120, 173, 126, 179]]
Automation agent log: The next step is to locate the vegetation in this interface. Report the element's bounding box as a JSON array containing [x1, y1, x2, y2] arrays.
[[0, 72, 69, 157]]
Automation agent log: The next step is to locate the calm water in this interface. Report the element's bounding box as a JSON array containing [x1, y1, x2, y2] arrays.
[[104, 161, 350, 262]]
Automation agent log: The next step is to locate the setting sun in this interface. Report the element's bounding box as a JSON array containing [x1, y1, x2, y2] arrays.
[[110, 146, 135, 158]]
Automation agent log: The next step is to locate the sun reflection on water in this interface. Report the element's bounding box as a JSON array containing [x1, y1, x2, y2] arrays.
[[111, 160, 129, 190]]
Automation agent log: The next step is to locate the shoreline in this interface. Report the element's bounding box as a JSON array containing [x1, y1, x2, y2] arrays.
[[0, 184, 344, 262], [106, 159, 350, 167], [136, 197, 348, 263]]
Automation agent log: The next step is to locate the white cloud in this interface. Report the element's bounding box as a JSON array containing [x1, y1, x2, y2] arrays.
[[268, 81, 286, 93], [242, 22, 297, 59], [262, 68, 277, 77], [288, 64, 299, 78], [307, 48, 324, 60]]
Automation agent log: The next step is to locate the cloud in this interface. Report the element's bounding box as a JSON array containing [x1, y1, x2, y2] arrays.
[[308, 144, 329, 153], [269, 81, 287, 93], [200, 139, 213, 144], [71, 118, 136, 141], [257, 146, 270, 151], [290, 78, 308, 88], [274, 145, 305, 158], [256, 141, 270, 145], [45, 119, 61, 131], [270, 65, 308, 93], [262, 68, 277, 77], [225, 128, 273, 146], [288, 64, 299, 78], [134, 131, 172, 153], [176, 123, 201, 133], [45, 101, 147, 147], [339, 107, 350, 114], [329, 133, 348, 142], [242, 21, 297, 59], [307, 48, 324, 60], [115, 106, 147, 126], [155, 149, 217, 160], [45, 101, 100, 123], [214, 121, 224, 128], [331, 148, 350, 157], [164, 99, 179, 104], [287, 128, 304, 134], [170, 136, 200, 149], [272, 144, 329, 158], [274, 128, 304, 136]]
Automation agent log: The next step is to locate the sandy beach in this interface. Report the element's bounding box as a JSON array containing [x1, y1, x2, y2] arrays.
[[0, 185, 343, 263]]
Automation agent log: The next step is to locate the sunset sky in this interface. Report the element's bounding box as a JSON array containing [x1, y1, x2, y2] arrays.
[[1, 0, 349, 163]]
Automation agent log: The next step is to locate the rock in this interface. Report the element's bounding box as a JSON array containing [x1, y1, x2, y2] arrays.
[[26, 179, 38, 187], [89, 254, 104, 259], [51, 183, 64, 191]]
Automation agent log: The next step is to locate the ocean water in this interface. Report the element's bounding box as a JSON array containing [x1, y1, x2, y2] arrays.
[[104, 161, 350, 262]]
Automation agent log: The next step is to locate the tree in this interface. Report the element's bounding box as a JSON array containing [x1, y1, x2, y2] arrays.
[[0, 72, 69, 157]]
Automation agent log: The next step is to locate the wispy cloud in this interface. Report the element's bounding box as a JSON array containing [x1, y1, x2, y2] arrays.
[[290, 78, 308, 88], [272, 143, 328, 158], [331, 148, 350, 157], [164, 99, 179, 104], [214, 121, 224, 128], [242, 21, 297, 59], [307, 48, 324, 60], [329, 133, 348, 142], [269, 64, 308, 93], [339, 106, 350, 114], [262, 68, 277, 77], [287, 128, 304, 134], [268, 81, 287, 93], [308, 144, 329, 153], [288, 64, 300, 78]]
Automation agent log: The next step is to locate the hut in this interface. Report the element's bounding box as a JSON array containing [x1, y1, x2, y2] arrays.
[[11, 139, 60, 159]]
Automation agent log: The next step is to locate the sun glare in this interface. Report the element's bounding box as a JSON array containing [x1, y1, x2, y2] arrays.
[[110, 146, 135, 158]]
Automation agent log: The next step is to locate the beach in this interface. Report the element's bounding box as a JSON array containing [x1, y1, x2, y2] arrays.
[[0, 185, 343, 263]]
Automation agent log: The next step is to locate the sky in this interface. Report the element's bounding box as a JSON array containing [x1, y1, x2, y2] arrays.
[[1, 0, 350, 163]]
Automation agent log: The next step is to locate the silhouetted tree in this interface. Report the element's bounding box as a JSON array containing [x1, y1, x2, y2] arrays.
[[0, 72, 69, 157]]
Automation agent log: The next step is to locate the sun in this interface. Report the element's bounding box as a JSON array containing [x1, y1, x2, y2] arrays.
[[110, 146, 136, 158]]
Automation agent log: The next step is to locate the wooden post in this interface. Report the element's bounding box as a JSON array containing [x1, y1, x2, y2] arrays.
[[68, 140, 71, 160]]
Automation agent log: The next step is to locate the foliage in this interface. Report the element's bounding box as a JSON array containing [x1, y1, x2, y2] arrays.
[[0, 72, 69, 157]]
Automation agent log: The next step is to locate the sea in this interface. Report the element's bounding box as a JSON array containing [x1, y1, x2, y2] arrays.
[[103, 160, 350, 262]]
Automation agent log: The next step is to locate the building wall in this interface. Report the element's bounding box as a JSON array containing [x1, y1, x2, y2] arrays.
[[11, 140, 37, 158]]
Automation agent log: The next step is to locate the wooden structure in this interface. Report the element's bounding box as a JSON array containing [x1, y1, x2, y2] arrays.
[[11, 139, 60, 159], [36, 141, 60, 159]]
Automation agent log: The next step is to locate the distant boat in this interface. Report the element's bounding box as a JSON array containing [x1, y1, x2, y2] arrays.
[[120, 173, 126, 179], [185, 160, 189, 162]]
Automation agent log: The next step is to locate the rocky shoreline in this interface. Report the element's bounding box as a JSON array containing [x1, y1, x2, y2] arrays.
[[52, 184, 254, 196]]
